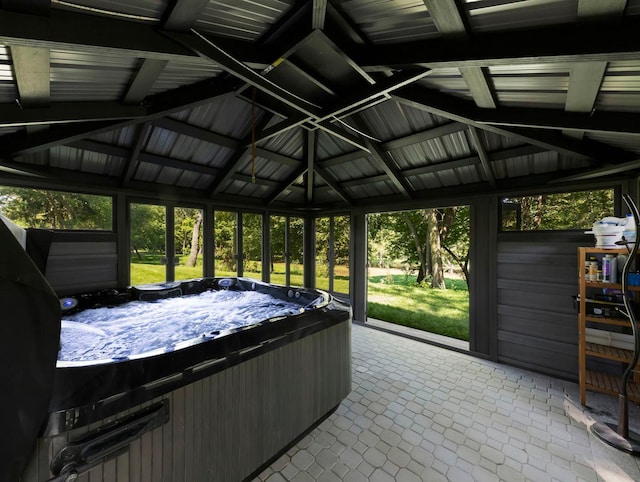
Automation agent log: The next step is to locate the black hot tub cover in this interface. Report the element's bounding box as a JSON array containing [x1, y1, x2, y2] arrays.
[[0, 217, 61, 481]]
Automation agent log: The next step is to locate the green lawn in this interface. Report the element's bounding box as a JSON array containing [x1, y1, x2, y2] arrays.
[[368, 274, 469, 341], [130, 257, 469, 341]]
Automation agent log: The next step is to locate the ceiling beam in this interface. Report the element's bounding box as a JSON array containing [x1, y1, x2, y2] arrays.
[[382, 122, 468, 151], [312, 0, 328, 30], [253, 68, 431, 145], [0, 101, 147, 128], [0, 8, 198, 61], [423, 0, 467, 34], [318, 150, 366, 168], [123, 59, 169, 105], [163, 0, 212, 31], [69, 139, 130, 158], [11, 46, 50, 107], [313, 166, 352, 204], [138, 152, 220, 176], [459, 67, 497, 109], [266, 165, 308, 205], [400, 155, 481, 178], [207, 113, 275, 196], [1, 121, 130, 158], [255, 147, 300, 167], [553, 158, 640, 182], [467, 126, 496, 189], [306, 131, 316, 204], [352, 116, 413, 199], [166, 31, 322, 118], [391, 86, 637, 163], [355, 15, 640, 70], [1, 76, 239, 157], [152, 117, 241, 150], [121, 123, 152, 186], [577, 0, 628, 20]]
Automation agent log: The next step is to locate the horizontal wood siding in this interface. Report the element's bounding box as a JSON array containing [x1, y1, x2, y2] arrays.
[[21, 319, 351, 482], [497, 233, 584, 380], [44, 233, 118, 295]]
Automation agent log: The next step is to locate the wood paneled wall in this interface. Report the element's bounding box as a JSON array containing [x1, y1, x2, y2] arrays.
[[496, 232, 584, 380], [21, 319, 352, 482], [44, 232, 118, 295]]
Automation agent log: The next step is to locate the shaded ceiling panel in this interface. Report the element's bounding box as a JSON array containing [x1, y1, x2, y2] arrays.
[[417, 75, 470, 97], [238, 158, 296, 181], [465, 0, 578, 32], [597, 61, 640, 113], [274, 188, 304, 205], [358, 99, 436, 142], [492, 75, 569, 93], [325, 156, 381, 183], [340, 0, 437, 43], [0, 46, 17, 103], [194, 0, 294, 40], [150, 59, 222, 94], [455, 164, 484, 185], [316, 130, 363, 160], [50, 49, 138, 101], [51, 146, 125, 176], [346, 178, 399, 199], [291, 33, 373, 94], [479, 129, 523, 152], [91, 125, 138, 147], [134, 161, 160, 182], [409, 171, 445, 191], [587, 132, 640, 155], [51, 0, 166, 20], [495, 92, 567, 109], [152, 165, 184, 185], [262, 127, 304, 158], [190, 142, 234, 168], [171, 96, 253, 139], [313, 188, 343, 205], [222, 179, 271, 198], [176, 170, 213, 189]]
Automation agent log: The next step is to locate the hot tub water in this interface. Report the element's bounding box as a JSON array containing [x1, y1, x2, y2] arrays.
[[58, 289, 310, 363]]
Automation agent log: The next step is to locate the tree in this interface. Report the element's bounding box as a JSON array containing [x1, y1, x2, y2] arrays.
[[187, 210, 203, 267], [0, 186, 112, 230], [368, 207, 470, 289]]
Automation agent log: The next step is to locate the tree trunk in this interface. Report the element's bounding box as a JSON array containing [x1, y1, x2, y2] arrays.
[[426, 209, 446, 289], [187, 211, 203, 267], [402, 213, 427, 284]]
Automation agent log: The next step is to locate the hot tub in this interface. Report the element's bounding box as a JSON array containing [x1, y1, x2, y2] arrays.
[[0, 219, 352, 482]]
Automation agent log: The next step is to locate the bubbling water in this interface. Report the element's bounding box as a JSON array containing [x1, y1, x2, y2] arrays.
[[58, 290, 306, 362]]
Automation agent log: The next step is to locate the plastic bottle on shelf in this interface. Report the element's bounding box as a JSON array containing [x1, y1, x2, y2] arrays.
[[623, 213, 637, 243], [603, 254, 617, 283]]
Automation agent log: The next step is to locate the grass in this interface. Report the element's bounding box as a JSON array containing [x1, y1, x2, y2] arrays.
[[130, 256, 469, 341], [368, 274, 469, 341]]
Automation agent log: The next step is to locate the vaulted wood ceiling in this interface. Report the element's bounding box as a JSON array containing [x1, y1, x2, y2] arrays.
[[0, 0, 639, 211]]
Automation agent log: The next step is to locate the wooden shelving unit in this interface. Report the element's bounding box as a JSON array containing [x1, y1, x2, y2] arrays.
[[578, 247, 640, 405]]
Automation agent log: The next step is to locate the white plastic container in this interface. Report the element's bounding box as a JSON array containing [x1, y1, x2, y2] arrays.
[[586, 222, 625, 248], [623, 213, 637, 243]]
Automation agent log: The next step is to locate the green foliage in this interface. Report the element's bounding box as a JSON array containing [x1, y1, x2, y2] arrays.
[[0, 186, 112, 230], [130, 204, 165, 254], [368, 274, 469, 340], [502, 189, 614, 231], [368, 207, 470, 285]]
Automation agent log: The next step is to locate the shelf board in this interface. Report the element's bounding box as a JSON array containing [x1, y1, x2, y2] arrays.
[[585, 315, 632, 327], [586, 342, 634, 363], [585, 282, 640, 291], [586, 370, 640, 402]]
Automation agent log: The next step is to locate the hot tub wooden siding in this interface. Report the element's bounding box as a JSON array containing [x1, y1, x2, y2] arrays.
[[20, 319, 351, 482]]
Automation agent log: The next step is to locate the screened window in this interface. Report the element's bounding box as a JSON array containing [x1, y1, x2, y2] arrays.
[[501, 189, 615, 231], [0, 186, 112, 230]]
